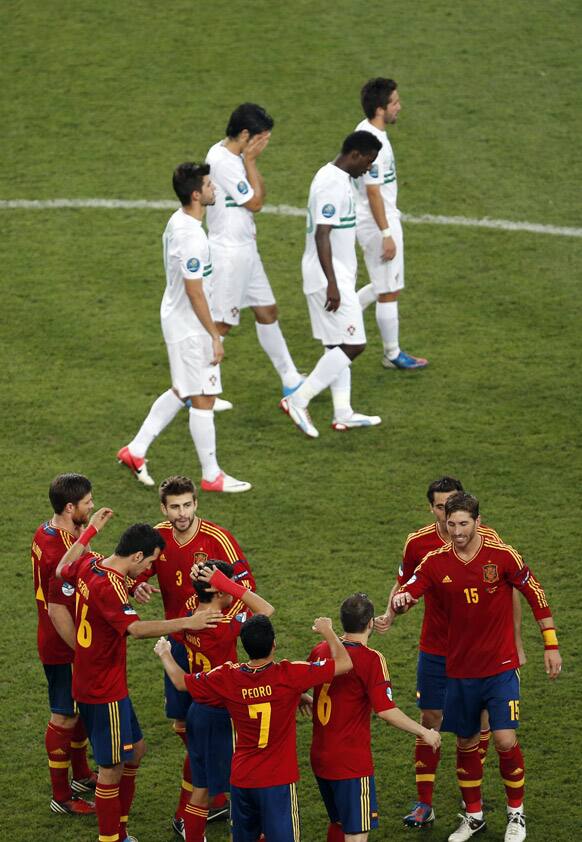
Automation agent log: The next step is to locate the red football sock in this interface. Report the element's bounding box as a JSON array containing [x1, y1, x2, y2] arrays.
[[478, 728, 491, 766], [497, 740, 525, 809], [45, 721, 72, 802], [415, 737, 441, 805], [327, 821, 344, 841], [118, 763, 139, 840], [176, 755, 193, 819], [184, 802, 208, 842], [70, 717, 93, 780], [210, 792, 227, 809], [456, 741, 483, 813], [95, 781, 121, 842]]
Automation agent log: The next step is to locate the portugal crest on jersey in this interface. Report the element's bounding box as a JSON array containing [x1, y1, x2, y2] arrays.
[[193, 552, 208, 564], [482, 563, 499, 584]]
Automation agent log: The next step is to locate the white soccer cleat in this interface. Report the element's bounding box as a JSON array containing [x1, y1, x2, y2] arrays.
[[448, 813, 487, 842], [505, 811, 526, 841], [200, 472, 252, 494], [332, 412, 382, 431], [213, 397, 233, 412], [117, 446, 155, 487], [279, 397, 319, 439]]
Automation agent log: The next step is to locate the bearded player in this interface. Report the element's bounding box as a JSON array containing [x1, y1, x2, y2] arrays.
[[131, 475, 255, 833]]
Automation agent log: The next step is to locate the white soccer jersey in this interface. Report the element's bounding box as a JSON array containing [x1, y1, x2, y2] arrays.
[[205, 141, 256, 247], [160, 209, 213, 344], [302, 162, 357, 294], [354, 118, 400, 229]]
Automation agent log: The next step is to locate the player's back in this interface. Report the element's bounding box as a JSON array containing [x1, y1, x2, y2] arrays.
[[182, 596, 249, 675], [32, 521, 76, 664]]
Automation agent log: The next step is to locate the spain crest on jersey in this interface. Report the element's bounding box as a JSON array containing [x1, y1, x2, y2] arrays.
[[193, 552, 208, 564], [482, 563, 499, 584]]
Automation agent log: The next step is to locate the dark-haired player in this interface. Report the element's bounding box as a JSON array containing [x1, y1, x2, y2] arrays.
[[393, 492, 562, 842], [156, 614, 352, 842], [206, 103, 302, 399], [55, 508, 223, 842], [117, 161, 250, 493], [131, 474, 255, 832], [309, 593, 440, 841], [280, 131, 383, 438], [355, 77, 427, 369], [32, 473, 96, 815]]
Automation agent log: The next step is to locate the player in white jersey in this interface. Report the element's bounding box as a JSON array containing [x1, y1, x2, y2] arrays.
[[117, 162, 251, 494], [280, 131, 383, 439], [206, 103, 303, 400], [355, 78, 428, 370]]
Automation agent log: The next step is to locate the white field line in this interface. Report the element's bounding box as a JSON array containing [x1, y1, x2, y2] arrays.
[[0, 198, 580, 238]]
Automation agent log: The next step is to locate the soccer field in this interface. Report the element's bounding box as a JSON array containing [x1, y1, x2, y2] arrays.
[[1, 1, 581, 840]]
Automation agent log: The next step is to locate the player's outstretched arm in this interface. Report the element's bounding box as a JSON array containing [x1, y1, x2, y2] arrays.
[[379, 707, 441, 752], [312, 617, 352, 676], [127, 607, 223, 640], [392, 589, 419, 615], [375, 579, 401, 633], [197, 564, 275, 618], [538, 616, 562, 679], [154, 637, 187, 690], [55, 507, 114, 579]]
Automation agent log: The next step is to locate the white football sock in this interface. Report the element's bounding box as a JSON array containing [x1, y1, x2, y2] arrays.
[[188, 408, 220, 482], [376, 301, 400, 359], [292, 347, 351, 408], [255, 321, 301, 389], [128, 389, 184, 458], [330, 359, 352, 421], [358, 283, 377, 310], [467, 810, 484, 820]]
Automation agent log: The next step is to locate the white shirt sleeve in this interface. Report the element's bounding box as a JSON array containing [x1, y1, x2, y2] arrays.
[[312, 179, 346, 226], [363, 156, 385, 187], [213, 153, 255, 207], [179, 232, 205, 280]]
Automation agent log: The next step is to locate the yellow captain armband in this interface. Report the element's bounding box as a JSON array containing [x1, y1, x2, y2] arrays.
[[542, 627, 559, 650]]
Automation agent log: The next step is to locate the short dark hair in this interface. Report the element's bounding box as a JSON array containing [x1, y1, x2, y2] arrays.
[[340, 593, 374, 633], [240, 615, 275, 659], [226, 103, 274, 138], [193, 560, 233, 603], [361, 77, 398, 119], [341, 130, 382, 156], [444, 492, 480, 520], [427, 476, 464, 504], [159, 475, 197, 506], [49, 473, 92, 514], [115, 524, 165, 558], [172, 162, 211, 206]]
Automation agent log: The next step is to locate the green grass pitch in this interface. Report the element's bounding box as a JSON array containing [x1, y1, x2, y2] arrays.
[[0, 1, 581, 839]]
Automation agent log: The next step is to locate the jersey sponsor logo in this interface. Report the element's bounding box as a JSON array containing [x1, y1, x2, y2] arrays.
[[321, 203, 335, 218], [442, 575, 452, 583], [369, 163, 379, 178], [186, 257, 201, 273], [482, 563, 499, 584], [122, 604, 138, 616], [61, 581, 75, 597], [193, 551, 208, 564], [237, 180, 249, 195]]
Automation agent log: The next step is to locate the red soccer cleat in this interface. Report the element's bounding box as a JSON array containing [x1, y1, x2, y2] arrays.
[[50, 795, 96, 815], [116, 445, 155, 487]]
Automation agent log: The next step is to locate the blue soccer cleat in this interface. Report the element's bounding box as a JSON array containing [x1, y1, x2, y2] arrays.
[[382, 351, 428, 370], [403, 801, 435, 828]]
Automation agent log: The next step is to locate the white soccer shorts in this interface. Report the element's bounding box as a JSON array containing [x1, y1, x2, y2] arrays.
[[209, 242, 276, 325], [166, 334, 222, 399], [357, 217, 405, 294], [306, 286, 366, 346]]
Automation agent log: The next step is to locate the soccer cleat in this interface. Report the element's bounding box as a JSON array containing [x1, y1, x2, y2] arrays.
[[282, 377, 305, 398], [332, 412, 382, 431], [382, 350, 428, 370], [505, 811, 526, 842], [172, 817, 185, 839], [71, 772, 98, 793], [50, 795, 96, 815], [117, 446, 155, 487], [207, 803, 229, 822], [213, 397, 233, 412], [200, 472, 252, 494], [448, 813, 487, 842], [279, 397, 319, 439], [122, 837, 139, 842], [403, 801, 435, 828]]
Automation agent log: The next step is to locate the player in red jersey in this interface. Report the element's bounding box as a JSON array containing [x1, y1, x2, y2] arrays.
[[374, 476, 525, 829], [156, 614, 353, 842], [131, 475, 254, 832], [55, 508, 223, 842], [393, 492, 562, 842], [32, 473, 96, 815], [309, 592, 441, 842]]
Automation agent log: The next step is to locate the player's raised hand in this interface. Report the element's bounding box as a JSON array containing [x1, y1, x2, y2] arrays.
[[190, 562, 214, 583], [544, 649, 562, 680], [312, 617, 333, 635], [186, 607, 223, 631], [373, 614, 393, 634], [133, 582, 160, 605], [245, 130, 271, 159], [154, 636, 171, 658], [392, 591, 418, 614], [89, 507, 114, 531]]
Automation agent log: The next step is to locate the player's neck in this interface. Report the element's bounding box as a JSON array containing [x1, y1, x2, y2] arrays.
[[173, 516, 200, 545], [224, 137, 243, 157], [100, 554, 129, 576], [181, 204, 204, 222], [436, 522, 449, 542], [368, 115, 385, 131], [50, 514, 80, 537], [246, 657, 274, 669], [342, 632, 369, 645]]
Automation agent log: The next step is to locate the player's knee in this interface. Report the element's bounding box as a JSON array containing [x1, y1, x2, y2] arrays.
[[341, 343, 366, 360], [420, 709, 443, 730], [457, 735, 479, 750], [50, 712, 77, 728], [254, 304, 278, 323], [492, 731, 516, 752], [130, 738, 147, 764], [379, 291, 400, 302]]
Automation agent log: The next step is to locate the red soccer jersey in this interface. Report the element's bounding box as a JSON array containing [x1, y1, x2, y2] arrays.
[[179, 595, 250, 679], [309, 640, 395, 779], [60, 554, 140, 703], [398, 523, 502, 655], [135, 519, 255, 621], [398, 537, 552, 678], [184, 658, 335, 788], [32, 521, 77, 664]]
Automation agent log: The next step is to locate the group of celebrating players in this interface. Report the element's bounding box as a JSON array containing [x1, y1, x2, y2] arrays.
[[33, 472, 561, 842]]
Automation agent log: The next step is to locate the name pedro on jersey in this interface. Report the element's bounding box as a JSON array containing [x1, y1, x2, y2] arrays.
[[241, 686, 272, 700]]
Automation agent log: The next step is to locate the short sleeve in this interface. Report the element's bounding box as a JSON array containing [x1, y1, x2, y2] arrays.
[[213, 153, 255, 207], [184, 665, 226, 704], [287, 658, 336, 692], [362, 158, 384, 187], [312, 179, 346, 227], [58, 551, 94, 585], [366, 651, 396, 713], [178, 232, 205, 280], [48, 573, 76, 605], [97, 585, 140, 637], [399, 539, 417, 584]]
